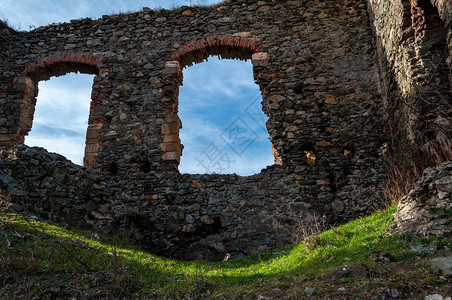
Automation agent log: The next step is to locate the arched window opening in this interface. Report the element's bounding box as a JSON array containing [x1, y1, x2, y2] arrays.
[[25, 73, 95, 165], [178, 56, 274, 175]]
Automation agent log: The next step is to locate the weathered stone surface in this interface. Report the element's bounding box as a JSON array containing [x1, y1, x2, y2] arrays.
[[394, 162, 452, 238], [367, 0, 451, 148]]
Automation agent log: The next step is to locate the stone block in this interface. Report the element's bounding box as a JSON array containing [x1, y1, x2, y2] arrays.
[[269, 95, 285, 103], [316, 179, 330, 185], [233, 32, 252, 38], [325, 95, 339, 104], [162, 151, 180, 163], [86, 127, 100, 139], [163, 134, 180, 143], [165, 113, 182, 128], [0, 134, 18, 145], [163, 61, 180, 75], [332, 200, 345, 212], [316, 141, 331, 147], [191, 180, 204, 188], [161, 122, 180, 135], [83, 156, 95, 166], [182, 224, 196, 233], [252, 52, 268, 60], [160, 142, 182, 156], [85, 143, 99, 153]]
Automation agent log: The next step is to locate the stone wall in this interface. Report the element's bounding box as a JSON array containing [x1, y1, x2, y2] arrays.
[[0, 0, 432, 260], [366, 0, 451, 149], [394, 161, 452, 238], [0, 21, 14, 63]]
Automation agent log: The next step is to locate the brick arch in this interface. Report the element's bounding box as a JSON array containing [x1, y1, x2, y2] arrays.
[[172, 36, 262, 68], [0, 53, 104, 166], [160, 35, 278, 169], [23, 53, 101, 81]]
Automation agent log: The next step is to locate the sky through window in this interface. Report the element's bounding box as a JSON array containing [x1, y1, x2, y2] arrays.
[[178, 57, 274, 175]]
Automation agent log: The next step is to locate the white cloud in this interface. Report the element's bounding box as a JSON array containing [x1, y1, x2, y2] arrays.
[[179, 143, 274, 176], [181, 58, 258, 102], [178, 57, 274, 175], [33, 80, 92, 132], [0, 0, 222, 29], [25, 73, 94, 165]]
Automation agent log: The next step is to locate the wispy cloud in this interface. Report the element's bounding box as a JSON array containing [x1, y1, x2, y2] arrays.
[[179, 143, 274, 176], [181, 58, 258, 100], [178, 57, 274, 175], [0, 0, 222, 29], [25, 73, 94, 165]]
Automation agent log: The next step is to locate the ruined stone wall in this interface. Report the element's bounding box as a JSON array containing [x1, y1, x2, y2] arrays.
[[366, 0, 451, 149], [0, 21, 13, 63], [0, 0, 388, 260], [0, 21, 16, 133], [394, 161, 452, 238]]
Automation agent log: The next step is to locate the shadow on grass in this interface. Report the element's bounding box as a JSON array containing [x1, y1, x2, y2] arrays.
[[0, 206, 412, 295]]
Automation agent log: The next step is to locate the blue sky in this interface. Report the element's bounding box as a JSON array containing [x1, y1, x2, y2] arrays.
[[1, 0, 274, 175], [179, 57, 273, 175]]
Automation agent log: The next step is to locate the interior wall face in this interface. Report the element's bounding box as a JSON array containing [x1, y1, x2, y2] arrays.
[[366, 0, 451, 148]]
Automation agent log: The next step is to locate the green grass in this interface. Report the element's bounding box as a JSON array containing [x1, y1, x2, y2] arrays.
[[0, 205, 450, 299]]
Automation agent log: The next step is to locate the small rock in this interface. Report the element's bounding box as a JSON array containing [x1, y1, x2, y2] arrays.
[[332, 200, 345, 212], [316, 141, 331, 147], [185, 214, 195, 224], [182, 224, 196, 233], [425, 295, 451, 300], [337, 287, 345, 291], [430, 257, 452, 276], [323, 263, 368, 280], [387, 289, 399, 298], [325, 95, 339, 104], [409, 244, 435, 255], [305, 287, 316, 297], [368, 250, 393, 263], [191, 180, 203, 188]]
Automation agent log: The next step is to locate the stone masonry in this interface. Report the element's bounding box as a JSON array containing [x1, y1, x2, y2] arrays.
[[0, 0, 450, 260], [394, 161, 452, 238]]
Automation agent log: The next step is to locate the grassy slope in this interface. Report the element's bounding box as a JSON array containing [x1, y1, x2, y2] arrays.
[[0, 206, 450, 299]]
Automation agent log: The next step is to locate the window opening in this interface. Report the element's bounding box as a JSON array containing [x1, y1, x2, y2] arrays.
[[25, 73, 95, 165], [178, 56, 274, 175]]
